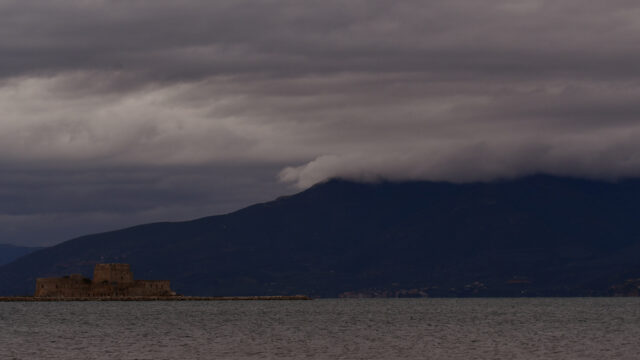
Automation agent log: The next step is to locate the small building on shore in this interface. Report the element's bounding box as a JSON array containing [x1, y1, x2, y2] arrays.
[[35, 263, 175, 298]]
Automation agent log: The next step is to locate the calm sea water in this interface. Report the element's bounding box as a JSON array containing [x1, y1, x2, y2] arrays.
[[2, 298, 639, 359]]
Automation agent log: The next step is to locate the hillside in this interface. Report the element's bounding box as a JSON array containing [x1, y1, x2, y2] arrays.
[[1, 175, 640, 297], [0, 244, 44, 266]]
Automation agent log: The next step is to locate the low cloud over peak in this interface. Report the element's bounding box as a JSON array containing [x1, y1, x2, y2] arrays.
[[2, 0, 640, 244]]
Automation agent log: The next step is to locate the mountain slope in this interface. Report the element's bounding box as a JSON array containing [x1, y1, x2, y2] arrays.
[[0, 244, 44, 266], [1, 175, 640, 297]]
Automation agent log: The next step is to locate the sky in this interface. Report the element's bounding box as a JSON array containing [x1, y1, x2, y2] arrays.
[[2, 0, 640, 246]]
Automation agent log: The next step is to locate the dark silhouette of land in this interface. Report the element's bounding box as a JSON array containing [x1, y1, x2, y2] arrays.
[[0, 244, 44, 266], [1, 175, 640, 297]]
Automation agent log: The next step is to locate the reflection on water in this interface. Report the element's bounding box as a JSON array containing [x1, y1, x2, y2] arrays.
[[2, 298, 640, 359]]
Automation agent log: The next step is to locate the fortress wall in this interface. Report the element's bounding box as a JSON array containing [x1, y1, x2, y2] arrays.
[[129, 280, 173, 296], [86, 283, 115, 297], [35, 277, 91, 297]]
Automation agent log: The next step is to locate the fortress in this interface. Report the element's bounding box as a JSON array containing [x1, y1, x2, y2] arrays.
[[35, 264, 175, 298]]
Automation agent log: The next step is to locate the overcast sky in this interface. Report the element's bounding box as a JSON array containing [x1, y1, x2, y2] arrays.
[[2, 0, 640, 246]]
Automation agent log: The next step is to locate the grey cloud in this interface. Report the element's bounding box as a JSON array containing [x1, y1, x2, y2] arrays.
[[2, 0, 640, 245], [2, 1, 640, 81]]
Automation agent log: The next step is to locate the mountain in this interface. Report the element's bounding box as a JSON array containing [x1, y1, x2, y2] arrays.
[[1, 175, 640, 297], [0, 244, 44, 266]]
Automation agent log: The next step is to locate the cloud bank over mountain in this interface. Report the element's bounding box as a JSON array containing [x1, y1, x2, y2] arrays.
[[2, 0, 640, 244]]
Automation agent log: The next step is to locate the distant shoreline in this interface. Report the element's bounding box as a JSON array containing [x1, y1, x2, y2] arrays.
[[0, 295, 311, 302]]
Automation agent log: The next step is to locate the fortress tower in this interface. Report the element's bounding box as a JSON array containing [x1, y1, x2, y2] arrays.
[[93, 263, 134, 285]]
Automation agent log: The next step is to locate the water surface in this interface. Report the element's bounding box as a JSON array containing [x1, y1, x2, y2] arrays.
[[2, 298, 639, 359]]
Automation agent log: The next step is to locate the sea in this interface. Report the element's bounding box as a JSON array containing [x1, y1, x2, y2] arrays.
[[2, 298, 639, 359]]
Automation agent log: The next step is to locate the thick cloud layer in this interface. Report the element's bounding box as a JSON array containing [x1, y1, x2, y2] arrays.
[[2, 0, 640, 245]]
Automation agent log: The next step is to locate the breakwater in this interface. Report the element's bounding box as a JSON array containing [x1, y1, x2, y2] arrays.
[[0, 295, 311, 301]]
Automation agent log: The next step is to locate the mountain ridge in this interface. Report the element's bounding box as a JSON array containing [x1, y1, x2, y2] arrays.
[[0, 244, 44, 266], [2, 175, 640, 297]]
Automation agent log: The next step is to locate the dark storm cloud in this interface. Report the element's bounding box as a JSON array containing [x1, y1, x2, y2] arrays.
[[2, 1, 640, 81], [2, 0, 640, 245]]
